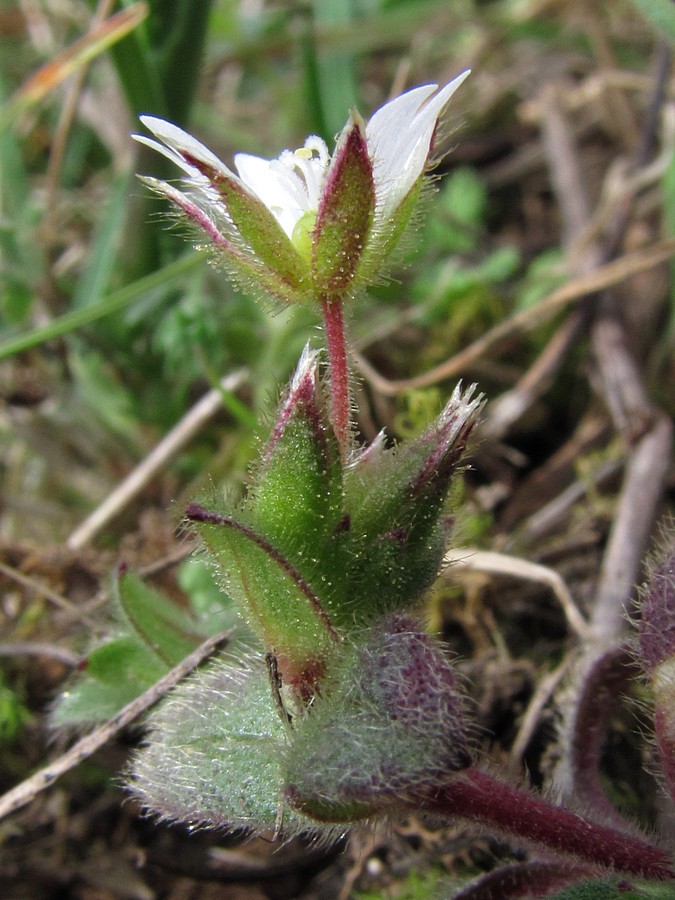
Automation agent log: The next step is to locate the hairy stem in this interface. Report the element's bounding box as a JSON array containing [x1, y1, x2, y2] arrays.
[[321, 295, 350, 456], [420, 767, 674, 880]]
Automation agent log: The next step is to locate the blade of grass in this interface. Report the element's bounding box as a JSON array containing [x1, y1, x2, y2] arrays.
[[0, 3, 149, 131], [72, 172, 132, 308], [0, 253, 201, 360], [102, 1, 215, 278], [306, 0, 359, 139], [0, 72, 43, 322], [103, 0, 214, 124]]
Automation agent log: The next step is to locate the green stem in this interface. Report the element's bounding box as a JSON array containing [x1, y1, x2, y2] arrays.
[[321, 295, 350, 456]]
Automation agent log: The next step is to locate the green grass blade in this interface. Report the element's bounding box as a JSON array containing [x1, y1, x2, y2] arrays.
[[0, 253, 201, 359]]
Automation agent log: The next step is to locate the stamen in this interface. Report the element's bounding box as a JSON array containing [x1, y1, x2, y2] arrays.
[[304, 136, 329, 167]]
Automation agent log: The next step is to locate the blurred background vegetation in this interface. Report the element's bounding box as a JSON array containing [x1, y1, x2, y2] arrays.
[[1, 0, 674, 896]]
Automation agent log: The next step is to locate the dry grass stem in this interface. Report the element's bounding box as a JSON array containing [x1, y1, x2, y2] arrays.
[[443, 548, 589, 639], [355, 238, 675, 395], [67, 370, 247, 550], [0, 629, 232, 822]]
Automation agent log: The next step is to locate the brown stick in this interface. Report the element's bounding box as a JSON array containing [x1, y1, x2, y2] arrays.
[[354, 238, 675, 395], [0, 630, 232, 822]]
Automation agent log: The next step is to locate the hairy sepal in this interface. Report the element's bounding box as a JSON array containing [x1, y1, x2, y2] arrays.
[[129, 650, 336, 841], [284, 613, 471, 823], [312, 113, 375, 294]]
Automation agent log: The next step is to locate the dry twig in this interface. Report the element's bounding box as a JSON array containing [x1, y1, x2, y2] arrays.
[[0, 630, 232, 822], [354, 238, 675, 395], [67, 370, 247, 549]]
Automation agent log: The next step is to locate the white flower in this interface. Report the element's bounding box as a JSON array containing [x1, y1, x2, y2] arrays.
[[134, 71, 470, 303]]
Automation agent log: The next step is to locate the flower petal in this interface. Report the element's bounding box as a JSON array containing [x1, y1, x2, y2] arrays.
[[235, 153, 306, 238], [367, 71, 471, 216], [133, 134, 200, 178], [138, 115, 235, 180], [235, 136, 330, 241]]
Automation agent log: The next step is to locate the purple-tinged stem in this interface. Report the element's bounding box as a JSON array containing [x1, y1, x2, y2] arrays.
[[452, 861, 594, 899], [420, 767, 674, 880], [564, 644, 641, 828], [321, 295, 350, 457]]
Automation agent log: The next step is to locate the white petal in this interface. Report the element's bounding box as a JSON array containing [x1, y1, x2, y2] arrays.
[[290, 342, 320, 392], [366, 84, 438, 158], [139, 115, 234, 179], [366, 71, 471, 215], [235, 153, 306, 237], [133, 134, 197, 177]]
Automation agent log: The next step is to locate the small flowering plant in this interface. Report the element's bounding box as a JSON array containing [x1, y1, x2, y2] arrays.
[[46, 75, 675, 896]]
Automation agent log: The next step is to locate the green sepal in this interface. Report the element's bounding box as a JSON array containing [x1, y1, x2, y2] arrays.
[[221, 243, 314, 306], [142, 178, 313, 306], [213, 173, 311, 293], [312, 112, 375, 294], [251, 348, 343, 596], [187, 506, 338, 688], [356, 176, 424, 284]]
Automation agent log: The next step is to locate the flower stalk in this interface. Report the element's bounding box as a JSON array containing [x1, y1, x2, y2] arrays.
[[320, 295, 350, 455], [419, 767, 675, 881]]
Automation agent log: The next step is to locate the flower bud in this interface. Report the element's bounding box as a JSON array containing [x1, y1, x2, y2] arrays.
[[186, 348, 342, 698], [187, 355, 481, 698], [340, 383, 483, 616]]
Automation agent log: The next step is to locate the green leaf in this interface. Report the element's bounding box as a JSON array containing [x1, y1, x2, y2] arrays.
[[115, 569, 206, 667], [629, 0, 675, 42], [130, 655, 328, 838], [52, 565, 228, 727], [285, 615, 470, 823], [52, 636, 168, 726]]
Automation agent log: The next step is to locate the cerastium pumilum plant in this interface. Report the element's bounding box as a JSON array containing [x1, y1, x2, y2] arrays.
[[44, 74, 675, 895]]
